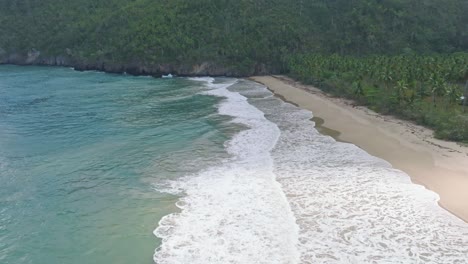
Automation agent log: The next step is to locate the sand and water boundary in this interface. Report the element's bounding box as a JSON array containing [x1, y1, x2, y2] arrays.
[[250, 76, 468, 222]]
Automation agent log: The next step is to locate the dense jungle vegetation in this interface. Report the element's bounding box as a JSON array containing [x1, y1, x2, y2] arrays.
[[1, 0, 467, 141], [1, 0, 467, 64], [288, 54, 468, 141]]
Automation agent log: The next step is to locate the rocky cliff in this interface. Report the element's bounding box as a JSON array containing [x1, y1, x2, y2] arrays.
[[0, 49, 272, 77]]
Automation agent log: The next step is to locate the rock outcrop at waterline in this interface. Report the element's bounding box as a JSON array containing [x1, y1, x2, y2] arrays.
[[1, 49, 74, 68], [0, 49, 271, 77]]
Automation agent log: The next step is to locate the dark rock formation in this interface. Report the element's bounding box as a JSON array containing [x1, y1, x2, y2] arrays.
[[0, 49, 274, 77]]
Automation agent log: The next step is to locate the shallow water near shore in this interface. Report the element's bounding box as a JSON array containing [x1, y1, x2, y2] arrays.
[[154, 78, 468, 263], [0, 66, 233, 263], [1, 66, 468, 264]]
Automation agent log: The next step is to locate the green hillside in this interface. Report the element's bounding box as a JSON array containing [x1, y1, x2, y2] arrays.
[[1, 0, 467, 141], [1, 0, 467, 73]]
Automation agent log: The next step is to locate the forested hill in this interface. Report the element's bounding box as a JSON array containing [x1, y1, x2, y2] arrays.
[[0, 0, 467, 76]]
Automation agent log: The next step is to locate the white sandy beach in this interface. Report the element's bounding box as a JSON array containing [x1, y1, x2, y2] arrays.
[[251, 76, 468, 222]]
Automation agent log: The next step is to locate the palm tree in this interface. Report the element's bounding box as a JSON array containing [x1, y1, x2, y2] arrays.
[[394, 79, 409, 105], [352, 80, 364, 100], [378, 68, 393, 91], [446, 84, 460, 109], [429, 74, 446, 107]]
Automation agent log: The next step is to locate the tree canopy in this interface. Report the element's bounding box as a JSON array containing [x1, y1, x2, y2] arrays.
[[1, 0, 467, 69]]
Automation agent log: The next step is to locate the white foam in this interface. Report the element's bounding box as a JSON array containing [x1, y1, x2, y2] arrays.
[[153, 79, 468, 263], [153, 78, 300, 264], [246, 82, 468, 263], [188, 77, 216, 84]]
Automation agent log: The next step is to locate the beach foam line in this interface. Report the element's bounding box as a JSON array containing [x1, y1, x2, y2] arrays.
[[244, 80, 468, 263], [153, 78, 300, 264]]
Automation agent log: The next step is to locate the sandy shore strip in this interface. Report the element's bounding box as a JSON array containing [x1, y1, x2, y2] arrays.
[[250, 76, 468, 223]]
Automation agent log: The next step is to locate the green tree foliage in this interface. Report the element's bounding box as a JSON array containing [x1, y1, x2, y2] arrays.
[[288, 53, 468, 141], [0, 0, 467, 68]]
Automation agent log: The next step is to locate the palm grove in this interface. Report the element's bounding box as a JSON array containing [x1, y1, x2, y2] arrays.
[[1, 0, 467, 141]]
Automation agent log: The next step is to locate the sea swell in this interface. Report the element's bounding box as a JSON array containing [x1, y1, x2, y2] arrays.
[[247, 81, 468, 263], [153, 78, 300, 264], [153, 78, 468, 263]]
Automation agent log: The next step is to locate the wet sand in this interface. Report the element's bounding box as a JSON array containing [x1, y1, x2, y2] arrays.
[[250, 76, 468, 222]]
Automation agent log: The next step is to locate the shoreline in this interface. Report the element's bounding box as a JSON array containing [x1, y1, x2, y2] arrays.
[[250, 75, 468, 223], [0, 59, 270, 78]]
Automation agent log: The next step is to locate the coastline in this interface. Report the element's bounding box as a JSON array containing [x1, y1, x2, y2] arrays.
[[250, 75, 468, 223], [0, 57, 272, 77]]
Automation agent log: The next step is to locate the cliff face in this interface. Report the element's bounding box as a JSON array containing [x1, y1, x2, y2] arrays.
[[0, 49, 272, 77], [0, 51, 71, 67]]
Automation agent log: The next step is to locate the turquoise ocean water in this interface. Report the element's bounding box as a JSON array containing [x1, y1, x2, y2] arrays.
[[1, 66, 468, 264], [0, 66, 234, 264]]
